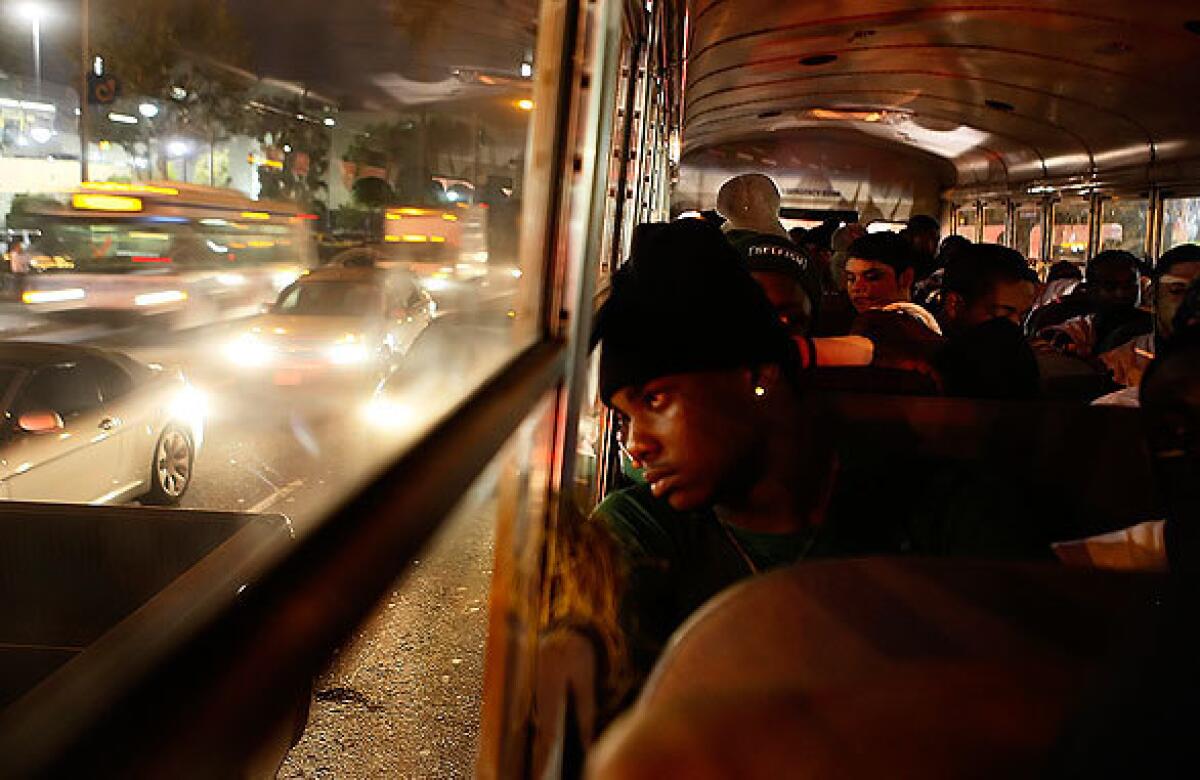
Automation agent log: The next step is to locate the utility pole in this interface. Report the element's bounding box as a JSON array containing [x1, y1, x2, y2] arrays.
[[79, 0, 90, 182]]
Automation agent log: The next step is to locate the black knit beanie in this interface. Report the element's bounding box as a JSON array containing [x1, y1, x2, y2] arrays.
[[591, 220, 800, 404]]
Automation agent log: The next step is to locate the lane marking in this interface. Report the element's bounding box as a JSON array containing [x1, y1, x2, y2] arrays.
[[248, 478, 305, 514]]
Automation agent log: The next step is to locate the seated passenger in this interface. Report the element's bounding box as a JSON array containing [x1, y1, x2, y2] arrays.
[[1054, 328, 1200, 572], [844, 232, 918, 314], [814, 222, 865, 336], [588, 220, 911, 692], [1035, 250, 1152, 358], [1095, 243, 1200, 401], [843, 232, 946, 375], [913, 234, 971, 309], [937, 243, 1039, 338]]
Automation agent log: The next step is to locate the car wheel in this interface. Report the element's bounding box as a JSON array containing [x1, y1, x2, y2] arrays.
[[143, 425, 194, 505]]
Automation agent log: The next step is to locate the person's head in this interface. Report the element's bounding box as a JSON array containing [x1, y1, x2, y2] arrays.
[[1047, 260, 1083, 282], [940, 244, 1038, 334], [747, 253, 815, 338], [1085, 250, 1141, 315], [832, 223, 866, 253], [844, 232, 916, 312], [716, 174, 783, 233], [905, 214, 941, 259], [936, 234, 971, 267], [1152, 244, 1200, 343], [593, 220, 801, 511], [788, 227, 809, 247]]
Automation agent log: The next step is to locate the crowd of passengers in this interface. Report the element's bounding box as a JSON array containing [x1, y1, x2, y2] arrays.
[[557, 173, 1200, 731]]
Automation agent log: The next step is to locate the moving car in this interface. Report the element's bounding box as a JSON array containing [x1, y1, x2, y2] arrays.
[[224, 265, 435, 388], [0, 343, 205, 505]]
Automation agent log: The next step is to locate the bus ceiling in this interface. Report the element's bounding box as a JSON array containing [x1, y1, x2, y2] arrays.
[[676, 0, 1200, 199]]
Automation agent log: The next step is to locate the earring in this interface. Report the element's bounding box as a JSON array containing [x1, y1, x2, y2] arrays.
[[754, 386, 767, 398]]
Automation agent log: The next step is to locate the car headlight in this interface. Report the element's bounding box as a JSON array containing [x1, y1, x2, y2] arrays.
[[225, 334, 275, 367], [328, 342, 371, 365], [168, 384, 208, 449]]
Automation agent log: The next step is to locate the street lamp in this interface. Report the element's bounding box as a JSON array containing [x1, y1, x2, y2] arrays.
[[15, 3, 47, 96]]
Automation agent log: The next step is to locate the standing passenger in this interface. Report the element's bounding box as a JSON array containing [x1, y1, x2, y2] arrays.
[[1098, 244, 1200, 391], [904, 214, 942, 281]]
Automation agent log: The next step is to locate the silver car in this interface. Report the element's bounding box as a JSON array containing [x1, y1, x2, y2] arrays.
[[0, 343, 206, 505]]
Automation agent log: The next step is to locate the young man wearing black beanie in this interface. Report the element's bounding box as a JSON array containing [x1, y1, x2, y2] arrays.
[[588, 219, 880, 692]]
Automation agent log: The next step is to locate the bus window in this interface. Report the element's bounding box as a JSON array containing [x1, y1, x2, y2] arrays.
[[1099, 197, 1149, 256], [982, 204, 1007, 245], [954, 205, 978, 240], [1013, 203, 1044, 265], [0, 0, 550, 773], [1163, 196, 1200, 251], [1052, 198, 1091, 264]]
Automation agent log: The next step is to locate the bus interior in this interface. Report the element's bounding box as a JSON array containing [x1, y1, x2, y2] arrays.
[[1, 0, 1199, 777]]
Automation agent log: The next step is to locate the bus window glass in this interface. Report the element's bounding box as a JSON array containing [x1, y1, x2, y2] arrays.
[[1013, 203, 1043, 264], [955, 206, 978, 240], [1163, 197, 1200, 251], [1100, 198, 1149, 256], [982, 204, 1007, 244], [282, 400, 552, 776], [0, 0, 545, 772], [1052, 198, 1091, 264]]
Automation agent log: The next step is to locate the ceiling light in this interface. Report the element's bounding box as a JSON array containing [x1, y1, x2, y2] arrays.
[[807, 108, 886, 122]]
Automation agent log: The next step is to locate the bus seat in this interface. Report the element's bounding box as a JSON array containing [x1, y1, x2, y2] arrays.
[[586, 559, 1166, 778], [826, 394, 1158, 541]]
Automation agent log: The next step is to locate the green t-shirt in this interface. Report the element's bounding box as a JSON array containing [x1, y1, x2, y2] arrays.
[[593, 484, 854, 687], [591, 464, 1056, 695]]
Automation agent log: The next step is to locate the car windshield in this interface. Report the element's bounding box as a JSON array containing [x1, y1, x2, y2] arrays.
[[274, 281, 381, 316]]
